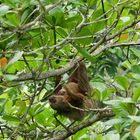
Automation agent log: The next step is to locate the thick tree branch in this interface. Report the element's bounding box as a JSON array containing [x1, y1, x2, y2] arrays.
[[15, 41, 140, 82], [46, 111, 114, 140], [15, 59, 79, 81]]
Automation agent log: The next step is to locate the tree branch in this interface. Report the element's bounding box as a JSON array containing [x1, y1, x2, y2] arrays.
[[46, 111, 114, 140], [106, 18, 140, 41], [15, 59, 79, 81], [15, 41, 140, 82], [92, 41, 140, 56], [21, 0, 63, 30]]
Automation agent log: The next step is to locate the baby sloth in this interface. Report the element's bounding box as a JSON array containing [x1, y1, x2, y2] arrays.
[[49, 62, 95, 120]]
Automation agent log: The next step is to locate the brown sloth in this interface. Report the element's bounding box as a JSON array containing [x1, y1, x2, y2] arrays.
[[49, 62, 96, 120]]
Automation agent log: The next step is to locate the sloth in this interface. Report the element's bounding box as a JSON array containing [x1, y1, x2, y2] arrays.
[[49, 62, 96, 120]]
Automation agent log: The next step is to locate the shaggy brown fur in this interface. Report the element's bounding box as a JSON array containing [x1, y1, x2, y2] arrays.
[[49, 62, 95, 120]]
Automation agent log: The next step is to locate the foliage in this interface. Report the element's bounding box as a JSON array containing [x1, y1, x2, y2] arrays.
[[0, 0, 140, 139]]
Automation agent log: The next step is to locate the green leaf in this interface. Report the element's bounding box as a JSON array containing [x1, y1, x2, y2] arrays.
[[112, 104, 129, 117], [134, 125, 140, 139], [2, 0, 17, 8], [20, 9, 30, 24], [121, 97, 134, 103], [0, 70, 2, 76], [66, 14, 81, 30], [56, 27, 68, 37], [101, 89, 111, 101], [115, 76, 129, 90], [121, 60, 137, 69], [105, 118, 123, 126], [34, 110, 47, 126], [3, 115, 20, 122], [90, 11, 105, 33], [49, 6, 64, 25], [6, 12, 19, 27], [94, 134, 103, 140], [121, 133, 130, 140], [4, 100, 13, 114], [131, 65, 140, 74], [104, 98, 132, 117], [92, 82, 106, 92], [0, 93, 9, 99], [131, 73, 140, 81], [6, 51, 23, 69], [16, 101, 26, 115], [104, 99, 121, 105], [76, 27, 92, 45], [69, 0, 84, 5], [74, 45, 95, 62], [128, 116, 140, 123], [105, 133, 120, 140], [74, 128, 89, 140], [87, 0, 97, 9], [132, 86, 140, 101], [120, 16, 130, 23], [3, 74, 18, 81], [34, 105, 44, 116], [131, 48, 140, 58], [0, 5, 10, 16], [16, 136, 24, 140], [28, 124, 36, 131]]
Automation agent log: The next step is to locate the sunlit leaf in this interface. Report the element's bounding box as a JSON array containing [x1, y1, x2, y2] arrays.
[[16, 101, 26, 115], [16, 136, 24, 140], [105, 118, 123, 126], [4, 100, 13, 114], [129, 116, 140, 123], [87, 0, 97, 9], [131, 48, 140, 58], [115, 76, 129, 90], [105, 133, 120, 140], [134, 125, 140, 139], [3, 74, 18, 81], [0, 93, 9, 99], [131, 65, 140, 74], [104, 99, 121, 105], [6, 12, 20, 26], [6, 51, 23, 69], [3, 115, 20, 122], [74, 45, 95, 62], [0, 5, 9, 16], [132, 86, 140, 101]]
